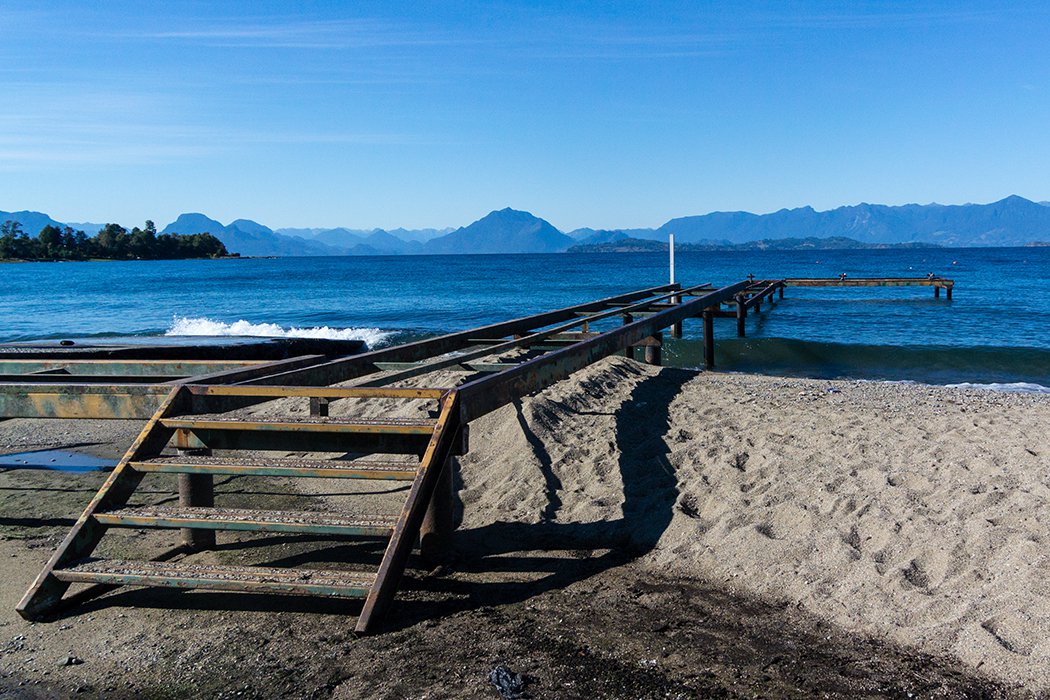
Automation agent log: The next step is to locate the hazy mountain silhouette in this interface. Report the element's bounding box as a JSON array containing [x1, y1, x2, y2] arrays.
[[424, 208, 574, 254], [650, 195, 1050, 246], [0, 210, 65, 235], [161, 214, 339, 256]]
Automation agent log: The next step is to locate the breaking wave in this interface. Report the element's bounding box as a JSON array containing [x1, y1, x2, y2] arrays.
[[166, 316, 394, 347]]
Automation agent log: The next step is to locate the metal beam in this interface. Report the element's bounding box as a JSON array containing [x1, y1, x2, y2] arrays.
[[457, 280, 751, 422], [351, 284, 708, 390], [0, 383, 174, 419], [0, 360, 264, 376], [236, 284, 682, 389], [784, 277, 953, 287]]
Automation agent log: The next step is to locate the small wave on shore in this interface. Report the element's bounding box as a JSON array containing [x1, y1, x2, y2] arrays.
[[670, 337, 1050, 387], [945, 381, 1050, 394], [166, 316, 394, 347]]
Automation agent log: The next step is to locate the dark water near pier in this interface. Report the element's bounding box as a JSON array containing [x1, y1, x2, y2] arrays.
[[1, 248, 1048, 389]]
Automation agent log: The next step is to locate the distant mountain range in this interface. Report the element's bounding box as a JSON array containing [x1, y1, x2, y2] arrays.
[[3, 195, 1050, 257]]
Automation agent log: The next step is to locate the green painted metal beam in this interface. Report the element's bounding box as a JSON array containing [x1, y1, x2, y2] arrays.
[[0, 360, 264, 376], [53, 560, 375, 599], [0, 383, 173, 419]]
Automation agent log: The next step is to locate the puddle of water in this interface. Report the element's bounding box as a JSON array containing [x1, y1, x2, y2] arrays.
[[0, 449, 115, 472]]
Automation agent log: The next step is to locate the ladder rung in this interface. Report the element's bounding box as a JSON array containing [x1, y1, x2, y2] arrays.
[[130, 456, 419, 480], [374, 361, 517, 373], [53, 559, 375, 598], [160, 417, 436, 435], [94, 506, 398, 537], [189, 386, 447, 399]]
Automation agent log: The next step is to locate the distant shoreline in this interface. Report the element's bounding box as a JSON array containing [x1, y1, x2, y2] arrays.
[[0, 255, 242, 264]]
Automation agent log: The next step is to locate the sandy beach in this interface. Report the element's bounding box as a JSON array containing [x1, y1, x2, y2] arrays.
[[1, 359, 1047, 698]]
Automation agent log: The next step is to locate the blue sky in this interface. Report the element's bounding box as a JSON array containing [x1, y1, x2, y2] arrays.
[[2, 1, 1048, 231]]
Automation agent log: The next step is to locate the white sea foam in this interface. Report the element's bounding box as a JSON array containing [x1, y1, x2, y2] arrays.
[[166, 316, 393, 348], [945, 381, 1050, 394]]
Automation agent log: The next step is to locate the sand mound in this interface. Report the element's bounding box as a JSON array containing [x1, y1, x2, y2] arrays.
[[450, 358, 1050, 692]]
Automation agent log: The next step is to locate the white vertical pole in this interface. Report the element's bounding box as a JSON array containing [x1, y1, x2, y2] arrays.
[[669, 233, 682, 337], [669, 233, 675, 284]]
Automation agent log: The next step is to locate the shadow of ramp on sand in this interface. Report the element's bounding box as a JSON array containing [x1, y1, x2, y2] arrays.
[[386, 367, 696, 630]]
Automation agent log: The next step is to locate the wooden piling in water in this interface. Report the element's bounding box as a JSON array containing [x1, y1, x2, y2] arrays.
[[736, 298, 747, 337]]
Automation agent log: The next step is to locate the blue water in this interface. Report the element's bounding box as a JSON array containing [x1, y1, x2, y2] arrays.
[[0, 449, 115, 472], [1, 248, 1048, 386]]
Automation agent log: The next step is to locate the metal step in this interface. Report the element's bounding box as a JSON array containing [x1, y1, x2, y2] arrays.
[[130, 456, 419, 480], [160, 417, 437, 434], [94, 506, 398, 537], [190, 385, 447, 399], [53, 559, 376, 598], [162, 416, 438, 454]]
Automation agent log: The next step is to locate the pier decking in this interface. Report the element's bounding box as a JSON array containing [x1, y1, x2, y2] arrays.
[[6, 277, 953, 632]]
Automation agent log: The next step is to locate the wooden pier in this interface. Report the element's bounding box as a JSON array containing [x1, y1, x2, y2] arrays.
[[4, 276, 953, 632]]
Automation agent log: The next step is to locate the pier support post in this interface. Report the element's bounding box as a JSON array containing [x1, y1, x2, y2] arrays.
[[622, 313, 634, 359], [946, 286, 952, 300], [703, 308, 715, 370], [309, 397, 329, 417], [644, 333, 662, 366], [935, 286, 941, 298], [736, 298, 747, 337], [420, 454, 455, 565], [670, 295, 682, 339], [779, 286, 784, 299], [177, 449, 215, 550]]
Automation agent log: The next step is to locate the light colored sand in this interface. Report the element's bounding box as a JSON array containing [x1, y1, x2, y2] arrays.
[[451, 358, 1050, 692], [202, 355, 1050, 691]]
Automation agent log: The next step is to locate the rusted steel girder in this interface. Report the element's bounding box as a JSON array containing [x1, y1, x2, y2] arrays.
[[237, 284, 681, 389], [456, 280, 752, 422]]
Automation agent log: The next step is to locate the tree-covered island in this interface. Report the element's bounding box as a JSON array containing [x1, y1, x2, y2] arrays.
[[0, 220, 232, 261]]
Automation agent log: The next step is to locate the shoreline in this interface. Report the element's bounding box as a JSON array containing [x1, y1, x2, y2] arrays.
[[1, 363, 1047, 697]]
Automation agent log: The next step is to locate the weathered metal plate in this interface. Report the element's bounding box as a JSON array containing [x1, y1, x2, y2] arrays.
[[0, 360, 264, 376], [131, 456, 419, 480], [54, 559, 375, 598], [94, 505, 398, 537], [0, 384, 172, 419]]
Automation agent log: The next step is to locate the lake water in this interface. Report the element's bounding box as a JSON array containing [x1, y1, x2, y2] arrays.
[[2, 248, 1048, 388]]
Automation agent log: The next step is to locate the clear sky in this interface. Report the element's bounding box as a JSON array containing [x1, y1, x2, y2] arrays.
[[2, 1, 1048, 231]]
